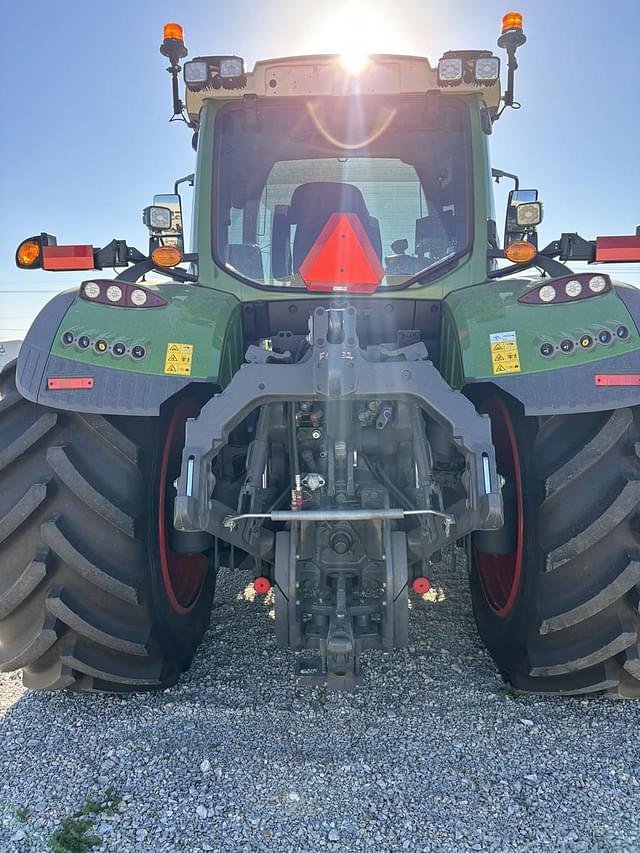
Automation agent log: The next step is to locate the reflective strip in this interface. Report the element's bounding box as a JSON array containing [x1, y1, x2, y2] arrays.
[[47, 377, 93, 390], [482, 453, 492, 493], [595, 374, 640, 386]]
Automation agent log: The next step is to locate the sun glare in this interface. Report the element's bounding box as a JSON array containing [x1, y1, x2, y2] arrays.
[[339, 48, 370, 76], [309, 1, 404, 72]]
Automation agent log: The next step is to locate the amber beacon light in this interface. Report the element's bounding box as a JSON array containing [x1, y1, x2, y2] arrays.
[[163, 22, 184, 42], [501, 11, 523, 33]]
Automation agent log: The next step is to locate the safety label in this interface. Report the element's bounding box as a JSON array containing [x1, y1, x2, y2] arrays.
[[489, 331, 521, 375], [164, 342, 194, 376]]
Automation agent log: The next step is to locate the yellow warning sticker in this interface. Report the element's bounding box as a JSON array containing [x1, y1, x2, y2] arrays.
[[490, 331, 520, 375], [164, 343, 193, 376]]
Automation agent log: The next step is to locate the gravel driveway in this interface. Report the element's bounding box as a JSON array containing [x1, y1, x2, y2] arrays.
[[1, 551, 639, 853]]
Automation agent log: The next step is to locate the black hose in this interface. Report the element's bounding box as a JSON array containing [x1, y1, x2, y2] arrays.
[[288, 403, 301, 482]]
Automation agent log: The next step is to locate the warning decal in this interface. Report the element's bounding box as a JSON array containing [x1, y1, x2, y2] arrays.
[[164, 342, 193, 376], [489, 331, 521, 375]]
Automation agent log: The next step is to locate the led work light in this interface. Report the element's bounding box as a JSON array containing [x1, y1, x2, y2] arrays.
[[437, 51, 500, 87]]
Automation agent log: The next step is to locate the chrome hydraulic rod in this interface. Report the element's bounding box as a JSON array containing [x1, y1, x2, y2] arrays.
[[223, 507, 455, 534]]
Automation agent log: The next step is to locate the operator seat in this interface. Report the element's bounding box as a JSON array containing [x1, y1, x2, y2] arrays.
[[271, 182, 383, 278]]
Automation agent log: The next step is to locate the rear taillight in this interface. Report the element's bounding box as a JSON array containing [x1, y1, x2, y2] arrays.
[[79, 280, 167, 308], [518, 273, 611, 305]]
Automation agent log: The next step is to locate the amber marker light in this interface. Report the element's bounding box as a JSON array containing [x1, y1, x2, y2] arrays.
[[505, 240, 537, 263], [16, 238, 42, 268], [163, 22, 184, 41], [151, 245, 183, 268], [501, 11, 523, 33]]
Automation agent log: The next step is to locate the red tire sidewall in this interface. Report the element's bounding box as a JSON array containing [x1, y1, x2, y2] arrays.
[[469, 393, 545, 680]]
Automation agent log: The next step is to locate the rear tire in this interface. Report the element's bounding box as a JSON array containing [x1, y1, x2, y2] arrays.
[[470, 393, 640, 698], [0, 365, 215, 692]]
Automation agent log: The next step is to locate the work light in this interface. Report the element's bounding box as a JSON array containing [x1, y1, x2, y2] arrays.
[[143, 206, 173, 231], [474, 56, 500, 84], [184, 60, 209, 85], [219, 57, 245, 79], [515, 202, 543, 227], [437, 57, 463, 85]]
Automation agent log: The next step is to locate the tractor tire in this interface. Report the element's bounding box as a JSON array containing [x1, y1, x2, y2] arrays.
[[0, 364, 216, 692], [469, 393, 640, 698]]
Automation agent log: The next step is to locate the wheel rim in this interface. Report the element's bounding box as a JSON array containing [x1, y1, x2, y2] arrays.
[[158, 399, 208, 614], [474, 397, 524, 617]]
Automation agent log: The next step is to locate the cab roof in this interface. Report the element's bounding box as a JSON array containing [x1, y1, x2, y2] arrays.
[[184, 53, 501, 127]]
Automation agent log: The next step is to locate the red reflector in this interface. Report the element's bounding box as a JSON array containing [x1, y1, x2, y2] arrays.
[[42, 245, 94, 271], [299, 212, 384, 294], [595, 374, 640, 386], [47, 377, 94, 390], [595, 235, 640, 263], [412, 577, 431, 595], [253, 576, 272, 595]]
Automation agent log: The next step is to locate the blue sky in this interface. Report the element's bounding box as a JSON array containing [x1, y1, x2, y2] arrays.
[[1, 0, 638, 339]]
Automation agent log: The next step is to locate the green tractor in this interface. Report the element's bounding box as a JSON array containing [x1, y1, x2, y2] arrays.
[[4, 14, 640, 696]]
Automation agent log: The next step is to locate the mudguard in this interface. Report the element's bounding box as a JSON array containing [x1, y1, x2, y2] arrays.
[[444, 277, 640, 414], [14, 285, 243, 415]]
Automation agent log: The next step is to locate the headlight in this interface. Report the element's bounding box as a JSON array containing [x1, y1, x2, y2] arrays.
[[474, 56, 500, 83], [219, 57, 244, 78], [438, 57, 463, 85]]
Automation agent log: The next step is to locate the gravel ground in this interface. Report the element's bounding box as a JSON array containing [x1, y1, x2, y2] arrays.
[[1, 551, 639, 853]]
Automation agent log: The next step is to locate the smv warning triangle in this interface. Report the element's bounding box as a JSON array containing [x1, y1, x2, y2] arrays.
[[299, 212, 384, 294]]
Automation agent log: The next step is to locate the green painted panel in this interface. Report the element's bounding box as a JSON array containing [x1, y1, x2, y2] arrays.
[[445, 280, 640, 382], [50, 284, 242, 384]]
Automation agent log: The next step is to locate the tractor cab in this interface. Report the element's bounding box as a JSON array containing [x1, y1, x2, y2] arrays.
[[175, 45, 505, 295]]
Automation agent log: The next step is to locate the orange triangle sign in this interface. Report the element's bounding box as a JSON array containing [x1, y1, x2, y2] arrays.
[[299, 212, 384, 293]]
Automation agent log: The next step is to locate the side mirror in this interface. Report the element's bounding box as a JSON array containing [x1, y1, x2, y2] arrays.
[[505, 188, 543, 247], [144, 193, 184, 253]]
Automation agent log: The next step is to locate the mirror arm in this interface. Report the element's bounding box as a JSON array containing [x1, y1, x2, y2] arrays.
[[174, 173, 195, 195], [491, 168, 519, 190]]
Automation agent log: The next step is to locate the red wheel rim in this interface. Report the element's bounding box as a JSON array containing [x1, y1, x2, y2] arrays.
[[474, 397, 524, 618], [158, 399, 208, 614]]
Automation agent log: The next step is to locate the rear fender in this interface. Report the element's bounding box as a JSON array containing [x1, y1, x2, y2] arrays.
[[443, 278, 640, 415], [15, 285, 243, 416]]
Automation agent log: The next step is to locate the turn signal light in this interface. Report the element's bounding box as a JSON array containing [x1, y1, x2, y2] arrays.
[[502, 12, 523, 32], [16, 239, 42, 269], [151, 245, 183, 268], [163, 22, 184, 41], [504, 240, 537, 263]]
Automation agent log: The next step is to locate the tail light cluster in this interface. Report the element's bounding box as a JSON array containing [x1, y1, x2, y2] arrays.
[[518, 273, 611, 305], [80, 280, 167, 308]]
